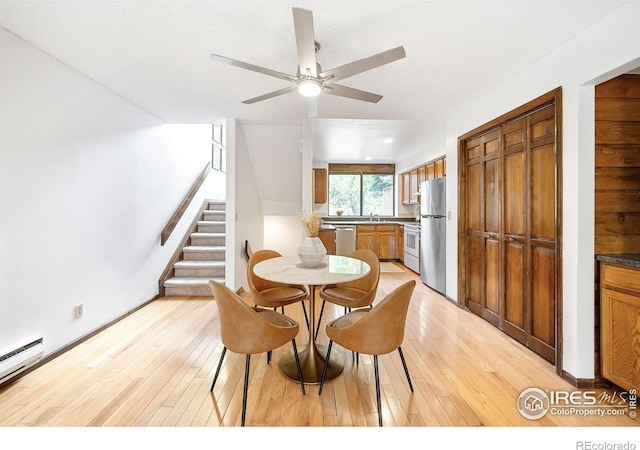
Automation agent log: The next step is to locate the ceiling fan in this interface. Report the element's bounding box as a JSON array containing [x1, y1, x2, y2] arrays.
[[210, 7, 406, 118]]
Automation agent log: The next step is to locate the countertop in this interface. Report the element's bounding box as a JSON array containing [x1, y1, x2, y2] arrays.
[[321, 217, 419, 227], [595, 254, 640, 269]]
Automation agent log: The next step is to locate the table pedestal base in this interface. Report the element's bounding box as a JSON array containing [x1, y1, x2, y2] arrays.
[[280, 341, 343, 385]]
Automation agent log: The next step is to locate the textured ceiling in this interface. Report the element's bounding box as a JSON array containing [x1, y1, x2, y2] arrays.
[[0, 0, 632, 163]]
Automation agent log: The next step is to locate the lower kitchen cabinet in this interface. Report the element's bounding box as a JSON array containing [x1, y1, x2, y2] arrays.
[[600, 262, 640, 391], [318, 229, 336, 255], [356, 224, 398, 260]]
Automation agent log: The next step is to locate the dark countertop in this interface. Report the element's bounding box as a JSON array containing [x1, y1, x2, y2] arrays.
[[596, 254, 640, 269], [322, 217, 419, 227]]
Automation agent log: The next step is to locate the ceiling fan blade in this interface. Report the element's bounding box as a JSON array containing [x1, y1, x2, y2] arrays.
[[323, 84, 383, 103], [305, 97, 318, 118], [320, 46, 406, 84], [210, 53, 297, 82], [292, 7, 318, 77], [242, 86, 297, 104]]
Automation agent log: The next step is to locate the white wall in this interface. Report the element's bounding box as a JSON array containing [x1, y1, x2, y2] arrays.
[[228, 120, 263, 292], [0, 29, 220, 359], [442, 0, 640, 379]]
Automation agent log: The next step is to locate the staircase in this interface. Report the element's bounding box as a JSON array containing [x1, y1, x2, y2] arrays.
[[162, 200, 226, 296]]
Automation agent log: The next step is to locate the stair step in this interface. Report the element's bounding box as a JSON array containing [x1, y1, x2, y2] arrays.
[[190, 232, 226, 246], [196, 221, 226, 233], [207, 201, 226, 211], [182, 245, 225, 261], [164, 277, 222, 296], [174, 260, 225, 277], [202, 213, 225, 224]]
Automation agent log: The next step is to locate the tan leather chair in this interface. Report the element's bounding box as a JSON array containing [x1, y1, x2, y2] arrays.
[[318, 280, 416, 427], [248, 250, 309, 332], [209, 280, 305, 427], [314, 249, 380, 340]]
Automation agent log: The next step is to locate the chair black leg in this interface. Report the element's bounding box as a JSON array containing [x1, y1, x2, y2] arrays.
[[397, 346, 413, 392], [241, 354, 251, 427], [374, 354, 382, 427], [301, 300, 310, 331], [314, 300, 326, 340], [318, 340, 333, 395], [291, 339, 305, 395], [210, 346, 227, 392], [267, 350, 272, 364]]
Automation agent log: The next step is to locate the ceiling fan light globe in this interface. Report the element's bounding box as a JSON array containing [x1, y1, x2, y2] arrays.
[[297, 79, 322, 97]]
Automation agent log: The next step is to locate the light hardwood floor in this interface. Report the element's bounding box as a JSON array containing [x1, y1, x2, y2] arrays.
[[0, 266, 637, 430]]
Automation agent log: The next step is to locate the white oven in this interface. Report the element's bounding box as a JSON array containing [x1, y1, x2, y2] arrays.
[[403, 223, 420, 274]]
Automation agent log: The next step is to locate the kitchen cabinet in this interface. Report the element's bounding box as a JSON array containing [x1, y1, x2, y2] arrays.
[[460, 91, 560, 365], [409, 169, 418, 203], [599, 262, 640, 391], [318, 229, 336, 255], [435, 158, 445, 178], [356, 224, 400, 260], [402, 172, 411, 204], [400, 156, 446, 205], [396, 226, 404, 261], [417, 165, 426, 186], [377, 225, 397, 260], [313, 168, 327, 204], [425, 162, 435, 180]]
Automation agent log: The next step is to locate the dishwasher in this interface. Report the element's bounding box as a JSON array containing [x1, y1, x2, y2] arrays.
[[334, 226, 356, 256]]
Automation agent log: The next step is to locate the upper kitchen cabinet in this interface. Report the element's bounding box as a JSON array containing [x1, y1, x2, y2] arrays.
[[313, 168, 328, 204], [400, 156, 446, 204]]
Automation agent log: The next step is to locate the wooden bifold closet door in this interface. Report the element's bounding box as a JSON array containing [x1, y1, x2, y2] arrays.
[[459, 90, 560, 365]]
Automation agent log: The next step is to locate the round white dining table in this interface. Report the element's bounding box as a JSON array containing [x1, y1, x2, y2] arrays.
[[253, 254, 370, 384]]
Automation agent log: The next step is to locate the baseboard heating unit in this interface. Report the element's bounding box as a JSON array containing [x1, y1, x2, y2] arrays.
[[0, 337, 44, 384]]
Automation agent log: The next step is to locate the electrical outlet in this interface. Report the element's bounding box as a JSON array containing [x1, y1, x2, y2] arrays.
[[447, 211, 452, 220], [75, 304, 84, 319]]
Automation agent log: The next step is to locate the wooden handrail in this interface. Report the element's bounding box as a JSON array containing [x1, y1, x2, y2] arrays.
[[161, 162, 211, 246]]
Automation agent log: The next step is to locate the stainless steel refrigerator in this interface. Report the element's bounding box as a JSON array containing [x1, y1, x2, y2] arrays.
[[419, 178, 446, 295]]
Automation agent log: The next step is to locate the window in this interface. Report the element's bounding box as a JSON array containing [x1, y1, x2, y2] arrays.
[[212, 123, 226, 172], [328, 163, 395, 216]]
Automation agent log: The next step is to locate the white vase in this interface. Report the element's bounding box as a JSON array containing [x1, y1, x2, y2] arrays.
[[297, 236, 327, 268]]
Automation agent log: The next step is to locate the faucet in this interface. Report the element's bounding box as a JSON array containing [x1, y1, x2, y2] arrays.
[[369, 213, 373, 222]]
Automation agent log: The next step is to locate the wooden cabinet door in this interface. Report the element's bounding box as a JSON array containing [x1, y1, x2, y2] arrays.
[[313, 168, 327, 204], [417, 165, 426, 186], [319, 229, 336, 255], [377, 225, 396, 260], [356, 225, 377, 254], [600, 263, 640, 391], [426, 162, 435, 180], [527, 105, 557, 362], [435, 158, 445, 178], [601, 286, 640, 391], [465, 137, 483, 316], [482, 132, 502, 327], [396, 225, 404, 261], [402, 172, 411, 204], [502, 118, 527, 343], [409, 169, 418, 201]]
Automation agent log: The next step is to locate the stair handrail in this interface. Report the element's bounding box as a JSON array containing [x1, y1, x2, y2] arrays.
[[161, 162, 211, 246]]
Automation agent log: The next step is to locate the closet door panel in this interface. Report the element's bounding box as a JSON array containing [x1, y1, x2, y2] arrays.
[[531, 144, 556, 241], [529, 246, 557, 362]]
